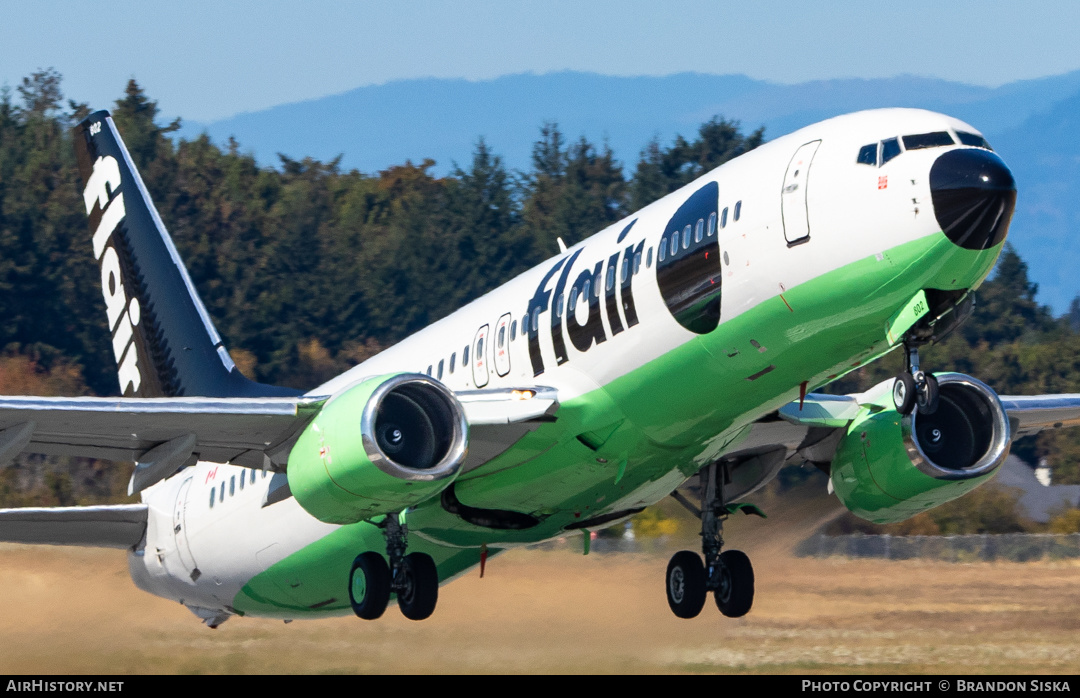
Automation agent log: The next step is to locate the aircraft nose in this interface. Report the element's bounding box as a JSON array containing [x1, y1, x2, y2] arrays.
[[930, 148, 1016, 250]]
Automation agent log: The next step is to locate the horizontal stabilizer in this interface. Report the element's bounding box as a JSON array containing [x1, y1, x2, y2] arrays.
[[0, 504, 147, 548]]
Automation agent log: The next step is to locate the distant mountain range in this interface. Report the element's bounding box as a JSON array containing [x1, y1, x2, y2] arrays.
[[178, 70, 1080, 313]]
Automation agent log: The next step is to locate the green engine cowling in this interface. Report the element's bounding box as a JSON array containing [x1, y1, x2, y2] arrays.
[[287, 373, 468, 524], [830, 373, 1011, 523]]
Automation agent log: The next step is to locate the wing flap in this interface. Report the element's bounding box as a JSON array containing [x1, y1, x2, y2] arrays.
[[0, 504, 147, 548]]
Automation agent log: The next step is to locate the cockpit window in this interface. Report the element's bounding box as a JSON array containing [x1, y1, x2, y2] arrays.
[[881, 137, 902, 165], [955, 131, 993, 150], [857, 143, 877, 166], [902, 131, 954, 150]]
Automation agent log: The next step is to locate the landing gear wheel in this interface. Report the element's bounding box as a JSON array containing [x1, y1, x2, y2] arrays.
[[917, 373, 940, 415], [397, 552, 439, 621], [349, 552, 391, 620], [714, 550, 754, 618], [893, 371, 917, 415], [666, 550, 707, 619]]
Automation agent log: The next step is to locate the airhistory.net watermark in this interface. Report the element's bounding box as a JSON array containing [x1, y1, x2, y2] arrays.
[[6, 682, 122, 692]]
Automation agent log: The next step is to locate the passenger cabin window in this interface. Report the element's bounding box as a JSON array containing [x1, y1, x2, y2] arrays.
[[426, 365, 432, 376], [510, 321, 517, 341], [669, 233, 678, 257], [734, 201, 742, 221], [707, 212, 717, 236], [902, 131, 954, 150], [209, 489, 215, 508], [658, 241, 666, 262], [450, 352, 456, 373], [633, 251, 641, 274], [554, 293, 564, 318], [682, 224, 691, 249], [881, 138, 902, 165], [956, 131, 992, 150], [857, 143, 878, 166], [220, 482, 225, 502], [437, 359, 444, 379], [464, 345, 470, 364], [720, 207, 728, 228], [694, 218, 704, 242], [251, 469, 256, 485], [239, 473, 245, 491], [230, 475, 235, 497]]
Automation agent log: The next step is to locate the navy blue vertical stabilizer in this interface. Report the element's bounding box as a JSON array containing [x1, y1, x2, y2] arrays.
[[73, 110, 298, 398]]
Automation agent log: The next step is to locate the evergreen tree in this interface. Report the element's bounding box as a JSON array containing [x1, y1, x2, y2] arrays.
[[630, 117, 764, 209], [963, 244, 1057, 347], [521, 124, 627, 249]]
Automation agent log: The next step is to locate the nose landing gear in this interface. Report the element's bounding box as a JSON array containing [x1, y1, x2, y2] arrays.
[[348, 513, 440, 621], [666, 462, 756, 619], [893, 339, 939, 416]]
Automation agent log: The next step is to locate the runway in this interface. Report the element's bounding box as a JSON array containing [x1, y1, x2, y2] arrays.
[[1, 492, 1078, 674]]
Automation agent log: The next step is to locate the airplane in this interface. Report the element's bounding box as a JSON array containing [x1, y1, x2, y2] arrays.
[[0, 106, 1077, 628]]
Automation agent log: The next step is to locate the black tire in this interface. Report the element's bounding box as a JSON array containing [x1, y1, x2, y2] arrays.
[[666, 550, 707, 619], [349, 552, 391, 620], [715, 549, 754, 618], [893, 371, 917, 415], [918, 373, 940, 415], [397, 552, 439, 621]]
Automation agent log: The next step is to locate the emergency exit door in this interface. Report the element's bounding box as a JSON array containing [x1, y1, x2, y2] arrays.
[[781, 140, 821, 245]]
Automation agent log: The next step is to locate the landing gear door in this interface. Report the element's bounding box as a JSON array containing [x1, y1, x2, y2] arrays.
[[781, 140, 821, 246], [472, 324, 490, 388]]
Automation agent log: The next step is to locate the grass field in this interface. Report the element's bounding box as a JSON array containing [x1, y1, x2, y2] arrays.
[[2, 490, 1078, 674]]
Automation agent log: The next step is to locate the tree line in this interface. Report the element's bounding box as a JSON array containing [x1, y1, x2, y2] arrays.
[[2, 69, 1080, 513]]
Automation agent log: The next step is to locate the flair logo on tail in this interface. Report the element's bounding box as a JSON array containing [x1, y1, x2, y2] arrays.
[[81, 151, 142, 395], [73, 110, 300, 399]]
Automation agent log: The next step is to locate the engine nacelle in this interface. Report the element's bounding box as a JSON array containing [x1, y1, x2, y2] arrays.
[[830, 373, 1011, 523], [287, 373, 468, 524]]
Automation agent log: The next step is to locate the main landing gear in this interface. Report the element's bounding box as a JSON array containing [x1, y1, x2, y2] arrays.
[[892, 339, 939, 416], [666, 462, 755, 619], [348, 513, 439, 621]]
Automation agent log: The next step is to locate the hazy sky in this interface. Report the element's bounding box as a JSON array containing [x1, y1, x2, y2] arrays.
[[4, 1, 1080, 122]]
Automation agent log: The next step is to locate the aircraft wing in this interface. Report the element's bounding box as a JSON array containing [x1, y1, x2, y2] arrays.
[[738, 389, 1080, 468], [0, 395, 329, 469], [0, 387, 558, 491], [997, 395, 1080, 437], [0, 504, 147, 548]]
